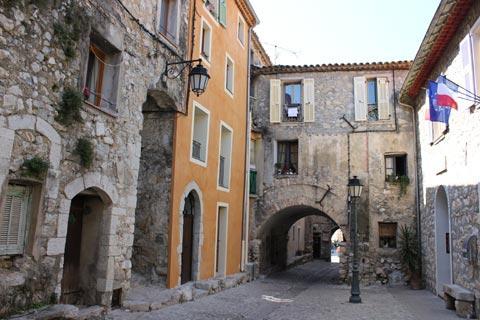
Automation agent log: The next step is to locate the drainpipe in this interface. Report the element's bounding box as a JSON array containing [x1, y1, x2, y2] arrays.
[[241, 27, 253, 272], [399, 100, 423, 271]]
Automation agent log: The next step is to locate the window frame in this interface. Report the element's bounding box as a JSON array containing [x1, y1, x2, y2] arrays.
[[378, 222, 398, 249], [275, 140, 299, 176], [237, 13, 246, 47], [190, 101, 211, 167], [384, 153, 408, 181], [217, 121, 233, 192], [224, 53, 235, 97], [157, 0, 181, 44], [199, 17, 213, 64], [214, 202, 229, 277], [282, 81, 303, 122]]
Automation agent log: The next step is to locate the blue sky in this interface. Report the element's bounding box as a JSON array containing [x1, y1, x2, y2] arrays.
[[250, 0, 441, 65]]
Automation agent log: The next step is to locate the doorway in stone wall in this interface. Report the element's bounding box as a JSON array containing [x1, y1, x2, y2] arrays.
[[61, 189, 107, 305], [434, 186, 452, 295]]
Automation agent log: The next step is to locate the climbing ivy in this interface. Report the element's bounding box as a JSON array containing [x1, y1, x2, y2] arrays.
[[53, 2, 87, 59], [75, 137, 94, 168], [55, 87, 83, 126]]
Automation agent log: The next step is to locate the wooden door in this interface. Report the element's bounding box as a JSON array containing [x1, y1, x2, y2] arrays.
[[61, 197, 84, 304], [181, 212, 194, 284], [313, 234, 321, 259]]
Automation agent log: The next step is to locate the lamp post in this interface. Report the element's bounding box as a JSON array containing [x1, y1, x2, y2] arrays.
[[348, 175, 363, 303], [163, 59, 211, 96]]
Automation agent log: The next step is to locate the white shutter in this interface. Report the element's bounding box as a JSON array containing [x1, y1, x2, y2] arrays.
[[303, 79, 315, 122], [377, 77, 390, 120], [460, 33, 475, 111], [353, 76, 367, 121], [270, 79, 281, 123], [0, 185, 30, 255]]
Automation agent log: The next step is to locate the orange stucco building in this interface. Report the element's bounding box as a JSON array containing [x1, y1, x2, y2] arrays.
[[166, 0, 258, 288]]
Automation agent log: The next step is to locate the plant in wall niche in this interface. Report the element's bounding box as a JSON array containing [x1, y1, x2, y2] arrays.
[[75, 137, 94, 168], [53, 2, 87, 59], [387, 175, 410, 197], [22, 156, 49, 179], [55, 87, 83, 126]]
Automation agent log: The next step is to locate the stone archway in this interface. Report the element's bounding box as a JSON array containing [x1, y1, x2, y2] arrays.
[[256, 205, 347, 273]]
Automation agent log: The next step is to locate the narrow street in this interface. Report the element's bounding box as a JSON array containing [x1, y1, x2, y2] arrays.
[[108, 260, 457, 320]]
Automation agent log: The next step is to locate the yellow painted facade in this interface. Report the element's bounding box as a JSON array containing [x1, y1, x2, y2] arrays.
[[166, 0, 257, 288]]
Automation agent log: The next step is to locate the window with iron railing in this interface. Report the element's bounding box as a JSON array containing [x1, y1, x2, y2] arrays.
[[275, 140, 298, 176], [192, 140, 202, 161], [218, 156, 226, 188], [249, 169, 257, 194], [283, 82, 303, 122], [158, 0, 179, 43]]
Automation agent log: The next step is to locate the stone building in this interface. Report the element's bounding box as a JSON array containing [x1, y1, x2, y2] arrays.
[[399, 0, 480, 316], [248, 61, 416, 285], [0, 0, 189, 315]]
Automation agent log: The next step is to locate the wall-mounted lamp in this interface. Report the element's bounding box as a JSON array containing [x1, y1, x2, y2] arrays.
[[163, 58, 210, 96]]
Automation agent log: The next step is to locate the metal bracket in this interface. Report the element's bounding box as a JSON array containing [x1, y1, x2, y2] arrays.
[[315, 184, 332, 206]]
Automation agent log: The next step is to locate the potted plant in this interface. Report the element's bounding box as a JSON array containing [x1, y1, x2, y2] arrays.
[[274, 163, 283, 175], [398, 224, 422, 289]]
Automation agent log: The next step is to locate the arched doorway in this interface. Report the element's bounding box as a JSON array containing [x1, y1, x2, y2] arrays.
[[435, 186, 452, 295], [61, 188, 110, 305], [181, 191, 201, 284]]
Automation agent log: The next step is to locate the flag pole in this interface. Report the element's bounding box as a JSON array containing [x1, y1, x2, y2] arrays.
[[441, 76, 480, 103]]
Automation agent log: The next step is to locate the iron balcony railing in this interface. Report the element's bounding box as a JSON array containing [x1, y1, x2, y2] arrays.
[[192, 140, 202, 161], [218, 156, 227, 188], [249, 169, 257, 194], [282, 104, 303, 122]]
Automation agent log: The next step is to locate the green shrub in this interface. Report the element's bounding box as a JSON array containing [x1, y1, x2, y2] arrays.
[[75, 137, 94, 168], [22, 156, 49, 179], [55, 87, 83, 126], [53, 2, 86, 59]]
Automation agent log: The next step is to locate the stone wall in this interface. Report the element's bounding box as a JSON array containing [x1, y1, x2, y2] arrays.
[[249, 66, 416, 285], [304, 215, 339, 260], [0, 0, 189, 315], [413, 1, 480, 306]]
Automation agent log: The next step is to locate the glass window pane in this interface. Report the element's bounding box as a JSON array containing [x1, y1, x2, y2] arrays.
[[367, 79, 377, 105]]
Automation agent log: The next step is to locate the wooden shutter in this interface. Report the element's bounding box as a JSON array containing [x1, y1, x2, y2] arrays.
[[218, 0, 227, 26], [460, 33, 475, 111], [303, 79, 315, 122], [270, 79, 281, 123], [377, 77, 390, 120], [353, 76, 367, 121], [0, 185, 30, 255]]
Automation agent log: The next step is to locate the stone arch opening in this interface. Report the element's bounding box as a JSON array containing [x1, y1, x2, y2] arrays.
[[132, 93, 176, 286], [257, 205, 347, 274], [434, 185, 452, 295], [61, 187, 112, 305]]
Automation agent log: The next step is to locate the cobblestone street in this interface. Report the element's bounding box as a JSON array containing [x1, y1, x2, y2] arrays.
[[108, 260, 457, 320]]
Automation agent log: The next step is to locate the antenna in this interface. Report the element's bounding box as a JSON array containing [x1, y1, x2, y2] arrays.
[[263, 42, 300, 64]]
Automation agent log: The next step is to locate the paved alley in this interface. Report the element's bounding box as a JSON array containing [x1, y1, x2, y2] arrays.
[[108, 260, 457, 320]]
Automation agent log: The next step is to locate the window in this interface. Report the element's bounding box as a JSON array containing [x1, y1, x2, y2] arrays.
[[205, 0, 226, 26], [283, 82, 302, 122], [385, 154, 407, 180], [200, 19, 212, 61], [84, 32, 121, 113], [379, 222, 397, 248], [225, 55, 234, 95], [215, 205, 228, 276], [276, 140, 298, 175], [237, 14, 245, 46], [191, 103, 210, 165], [367, 79, 378, 121], [0, 184, 32, 255], [431, 121, 447, 143], [218, 123, 233, 190], [158, 0, 179, 43]]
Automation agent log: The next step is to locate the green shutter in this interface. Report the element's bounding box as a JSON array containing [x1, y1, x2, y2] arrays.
[[0, 185, 31, 255], [218, 0, 227, 26]]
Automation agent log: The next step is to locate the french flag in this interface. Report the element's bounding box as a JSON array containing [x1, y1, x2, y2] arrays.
[[425, 77, 458, 124]]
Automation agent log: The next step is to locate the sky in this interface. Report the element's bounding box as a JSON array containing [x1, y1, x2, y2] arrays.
[[249, 0, 441, 65]]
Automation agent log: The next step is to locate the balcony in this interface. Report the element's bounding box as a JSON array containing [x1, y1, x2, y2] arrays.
[[282, 104, 303, 122], [218, 156, 227, 188], [192, 140, 202, 161]]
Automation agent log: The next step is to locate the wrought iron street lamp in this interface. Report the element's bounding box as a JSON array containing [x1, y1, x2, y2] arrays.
[[348, 175, 363, 303], [163, 58, 210, 96]]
